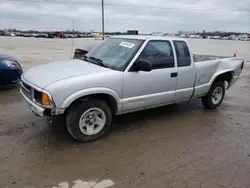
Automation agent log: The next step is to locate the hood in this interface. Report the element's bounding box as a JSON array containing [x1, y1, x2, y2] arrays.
[[22, 59, 113, 88]]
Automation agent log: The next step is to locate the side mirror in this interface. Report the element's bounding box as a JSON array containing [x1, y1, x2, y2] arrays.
[[135, 59, 152, 72]]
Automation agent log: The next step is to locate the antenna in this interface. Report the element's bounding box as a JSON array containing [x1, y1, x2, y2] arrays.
[[70, 19, 75, 60]]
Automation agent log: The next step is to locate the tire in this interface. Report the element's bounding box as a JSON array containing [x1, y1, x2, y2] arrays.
[[201, 80, 225, 109], [66, 99, 112, 142]]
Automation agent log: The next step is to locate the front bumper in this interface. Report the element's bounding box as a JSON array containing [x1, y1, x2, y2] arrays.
[[20, 88, 45, 116]]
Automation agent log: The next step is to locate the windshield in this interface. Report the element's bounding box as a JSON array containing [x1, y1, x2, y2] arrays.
[[86, 38, 144, 70]]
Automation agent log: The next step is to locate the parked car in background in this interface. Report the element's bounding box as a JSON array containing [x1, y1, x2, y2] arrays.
[[35, 33, 48, 38], [20, 36, 244, 142], [47, 33, 58, 38], [95, 34, 108, 40], [0, 54, 23, 86], [59, 33, 66, 39]]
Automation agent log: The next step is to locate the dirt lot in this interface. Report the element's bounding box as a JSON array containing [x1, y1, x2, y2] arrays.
[[0, 38, 250, 188]]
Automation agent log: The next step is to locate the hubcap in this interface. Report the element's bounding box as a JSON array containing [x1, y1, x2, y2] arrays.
[[79, 108, 106, 136], [212, 87, 223, 105]]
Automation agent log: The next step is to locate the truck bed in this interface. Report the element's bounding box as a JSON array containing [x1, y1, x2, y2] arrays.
[[193, 54, 229, 62], [192, 56, 244, 99]]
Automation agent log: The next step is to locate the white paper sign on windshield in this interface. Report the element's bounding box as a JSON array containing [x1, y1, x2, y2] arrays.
[[119, 41, 135, 48]]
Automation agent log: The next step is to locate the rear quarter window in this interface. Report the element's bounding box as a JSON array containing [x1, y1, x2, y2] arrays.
[[173, 41, 191, 67]]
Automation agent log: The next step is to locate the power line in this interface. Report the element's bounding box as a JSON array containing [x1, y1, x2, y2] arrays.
[[3, 18, 222, 25], [5, 0, 250, 13]]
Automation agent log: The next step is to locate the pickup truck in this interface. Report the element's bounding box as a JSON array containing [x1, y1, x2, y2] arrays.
[[20, 36, 244, 142]]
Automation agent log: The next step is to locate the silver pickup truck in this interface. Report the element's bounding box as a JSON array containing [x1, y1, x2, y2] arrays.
[[20, 36, 244, 142]]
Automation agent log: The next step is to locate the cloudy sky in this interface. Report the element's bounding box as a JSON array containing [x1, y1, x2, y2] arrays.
[[0, 0, 249, 33]]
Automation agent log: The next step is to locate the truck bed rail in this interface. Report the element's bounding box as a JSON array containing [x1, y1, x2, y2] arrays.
[[193, 54, 229, 62]]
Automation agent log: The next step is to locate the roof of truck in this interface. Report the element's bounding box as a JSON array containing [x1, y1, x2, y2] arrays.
[[110, 35, 185, 41]]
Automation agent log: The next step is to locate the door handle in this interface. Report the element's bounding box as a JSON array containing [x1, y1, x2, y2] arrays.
[[171, 72, 178, 77]]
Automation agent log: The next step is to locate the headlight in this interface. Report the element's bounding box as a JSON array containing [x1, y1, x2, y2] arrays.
[[34, 90, 51, 107], [1, 60, 19, 68]]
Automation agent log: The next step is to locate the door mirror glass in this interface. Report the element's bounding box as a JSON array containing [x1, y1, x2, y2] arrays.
[[135, 59, 152, 72]]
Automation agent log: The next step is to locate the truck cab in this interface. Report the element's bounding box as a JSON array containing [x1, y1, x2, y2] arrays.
[[119, 36, 196, 112]]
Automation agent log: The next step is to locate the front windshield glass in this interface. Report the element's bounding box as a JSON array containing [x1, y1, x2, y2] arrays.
[[86, 38, 144, 70]]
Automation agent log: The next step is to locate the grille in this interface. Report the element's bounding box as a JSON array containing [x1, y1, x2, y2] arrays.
[[21, 82, 33, 99]]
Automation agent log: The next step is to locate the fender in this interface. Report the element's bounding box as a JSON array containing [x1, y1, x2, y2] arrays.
[[209, 69, 234, 86], [192, 69, 233, 99], [60, 87, 122, 110]]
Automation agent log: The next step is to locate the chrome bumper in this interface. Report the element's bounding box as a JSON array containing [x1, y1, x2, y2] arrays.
[[20, 88, 45, 116]]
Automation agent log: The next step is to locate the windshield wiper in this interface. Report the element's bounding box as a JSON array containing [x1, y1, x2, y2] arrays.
[[88, 56, 109, 68], [81, 55, 117, 70], [81, 55, 89, 62]]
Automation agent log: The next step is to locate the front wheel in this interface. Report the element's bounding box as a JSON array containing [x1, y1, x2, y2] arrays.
[[201, 80, 225, 109], [66, 99, 112, 142]]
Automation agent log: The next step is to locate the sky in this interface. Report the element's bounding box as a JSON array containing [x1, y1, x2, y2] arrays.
[[0, 0, 249, 33]]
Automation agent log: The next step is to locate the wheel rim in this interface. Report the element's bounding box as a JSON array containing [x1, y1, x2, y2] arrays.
[[212, 87, 223, 105], [79, 108, 106, 136]]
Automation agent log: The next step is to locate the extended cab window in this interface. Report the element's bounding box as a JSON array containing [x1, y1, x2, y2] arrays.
[[138, 41, 174, 69], [173, 41, 191, 67]]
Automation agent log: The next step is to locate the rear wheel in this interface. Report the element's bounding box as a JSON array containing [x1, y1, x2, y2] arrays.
[[66, 99, 112, 142], [201, 80, 225, 109]]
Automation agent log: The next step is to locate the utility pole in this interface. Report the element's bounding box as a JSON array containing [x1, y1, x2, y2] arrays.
[[101, 0, 104, 40], [70, 19, 75, 60]]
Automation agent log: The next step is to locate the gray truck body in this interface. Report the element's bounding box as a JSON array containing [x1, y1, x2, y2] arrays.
[[20, 36, 244, 117]]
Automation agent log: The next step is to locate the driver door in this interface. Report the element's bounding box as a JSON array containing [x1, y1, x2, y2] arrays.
[[122, 40, 178, 113]]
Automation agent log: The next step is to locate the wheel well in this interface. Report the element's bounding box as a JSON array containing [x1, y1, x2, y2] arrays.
[[67, 94, 118, 115], [214, 71, 233, 84]]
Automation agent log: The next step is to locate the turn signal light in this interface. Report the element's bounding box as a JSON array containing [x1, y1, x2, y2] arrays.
[[42, 93, 51, 106]]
